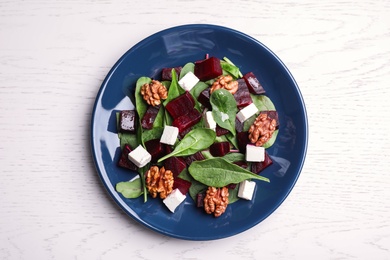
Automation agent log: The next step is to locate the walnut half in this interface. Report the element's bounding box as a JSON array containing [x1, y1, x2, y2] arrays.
[[140, 80, 168, 106], [248, 113, 277, 146], [145, 166, 174, 199], [204, 186, 229, 217], [210, 75, 238, 95]]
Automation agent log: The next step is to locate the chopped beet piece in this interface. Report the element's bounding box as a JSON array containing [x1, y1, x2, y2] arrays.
[[173, 177, 191, 195], [215, 125, 229, 136], [161, 66, 182, 81], [144, 139, 166, 162], [141, 105, 160, 129], [196, 193, 206, 207], [237, 131, 250, 153], [117, 144, 137, 171], [209, 142, 230, 157], [165, 92, 195, 119], [164, 156, 187, 177], [172, 108, 202, 133], [243, 72, 266, 95], [194, 57, 223, 81], [261, 110, 279, 129], [233, 161, 248, 169], [251, 151, 273, 174], [197, 88, 211, 110], [233, 79, 252, 108], [235, 117, 245, 133], [184, 151, 205, 165], [226, 183, 237, 190], [119, 110, 136, 133]]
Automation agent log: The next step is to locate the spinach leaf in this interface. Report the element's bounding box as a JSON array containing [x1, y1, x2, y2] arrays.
[[210, 89, 238, 136], [228, 184, 240, 204], [120, 133, 138, 150], [251, 94, 276, 111], [190, 81, 209, 100], [263, 129, 279, 148], [153, 106, 165, 128], [222, 57, 243, 78], [179, 62, 195, 79], [138, 165, 149, 202], [135, 77, 151, 119], [188, 158, 269, 187], [221, 60, 241, 79], [157, 128, 216, 162], [222, 152, 245, 163], [142, 126, 164, 143], [188, 179, 207, 202], [116, 178, 143, 199], [163, 70, 184, 106]]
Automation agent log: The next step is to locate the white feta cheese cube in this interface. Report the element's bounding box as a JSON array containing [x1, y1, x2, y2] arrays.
[[246, 145, 265, 162], [204, 111, 216, 130], [178, 71, 199, 91], [160, 125, 179, 145], [238, 180, 256, 200], [128, 145, 151, 168], [163, 188, 186, 213], [236, 103, 258, 122]]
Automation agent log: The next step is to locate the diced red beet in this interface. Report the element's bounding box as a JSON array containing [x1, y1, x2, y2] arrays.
[[233, 161, 248, 169], [161, 66, 182, 81], [117, 144, 137, 171], [196, 193, 206, 207], [235, 117, 245, 133], [237, 131, 250, 153], [184, 151, 205, 165], [173, 177, 191, 195], [243, 72, 266, 95], [165, 92, 195, 119], [215, 125, 229, 136], [144, 139, 166, 162], [164, 156, 187, 178], [197, 88, 211, 110], [226, 183, 237, 190], [194, 57, 223, 81], [209, 142, 230, 157], [141, 105, 160, 129], [119, 110, 136, 133], [251, 151, 273, 174], [172, 108, 202, 133], [261, 110, 279, 129], [233, 79, 253, 108]]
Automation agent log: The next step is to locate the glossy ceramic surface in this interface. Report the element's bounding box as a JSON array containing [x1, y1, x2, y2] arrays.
[[91, 24, 308, 240]]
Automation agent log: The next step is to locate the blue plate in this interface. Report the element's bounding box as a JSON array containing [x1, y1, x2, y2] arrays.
[[91, 24, 308, 240]]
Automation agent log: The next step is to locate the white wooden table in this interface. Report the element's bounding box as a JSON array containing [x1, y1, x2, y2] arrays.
[[1, 0, 389, 259]]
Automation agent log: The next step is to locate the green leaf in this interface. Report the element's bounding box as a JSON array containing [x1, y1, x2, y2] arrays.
[[152, 106, 165, 128], [221, 60, 241, 79], [135, 77, 151, 119], [251, 94, 276, 111], [222, 152, 245, 163], [190, 81, 209, 100], [163, 70, 184, 106], [116, 178, 143, 199], [179, 62, 195, 79], [210, 89, 238, 135], [142, 126, 164, 143], [228, 184, 240, 204], [222, 57, 243, 78], [188, 158, 269, 187], [263, 129, 279, 148], [188, 179, 207, 202], [158, 128, 216, 162], [120, 133, 138, 150]]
